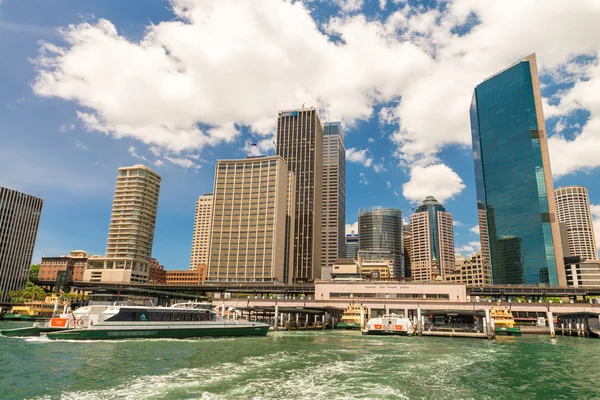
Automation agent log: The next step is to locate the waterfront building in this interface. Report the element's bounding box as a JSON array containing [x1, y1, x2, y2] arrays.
[[555, 186, 598, 262], [564, 258, 600, 288], [39, 250, 90, 282], [148, 258, 166, 284], [345, 233, 359, 260], [357, 207, 404, 278], [470, 53, 566, 286], [206, 156, 294, 283], [410, 196, 455, 282], [321, 122, 346, 273], [0, 187, 43, 301], [83, 164, 161, 284], [276, 108, 324, 282], [444, 251, 491, 285], [190, 194, 213, 271], [165, 268, 205, 285]]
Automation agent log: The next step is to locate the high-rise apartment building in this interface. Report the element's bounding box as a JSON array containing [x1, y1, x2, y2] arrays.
[[357, 207, 404, 278], [190, 194, 213, 270], [410, 196, 455, 282], [470, 54, 566, 286], [276, 108, 323, 282], [206, 156, 294, 283], [321, 122, 346, 273], [555, 186, 598, 261], [0, 187, 43, 302], [83, 165, 161, 284], [345, 233, 359, 260]]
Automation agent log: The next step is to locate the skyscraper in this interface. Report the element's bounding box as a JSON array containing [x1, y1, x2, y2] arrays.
[[357, 207, 404, 278], [345, 233, 359, 260], [84, 164, 161, 284], [410, 196, 455, 281], [276, 108, 323, 282], [0, 187, 43, 302], [190, 194, 213, 271], [555, 186, 598, 261], [470, 53, 566, 286], [321, 122, 346, 272], [206, 156, 294, 283]]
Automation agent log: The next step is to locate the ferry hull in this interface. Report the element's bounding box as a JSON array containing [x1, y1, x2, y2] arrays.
[[336, 322, 361, 330], [362, 330, 411, 336], [1, 326, 70, 337], [495, 327, 522, 337], [46, 325, 270, 340]]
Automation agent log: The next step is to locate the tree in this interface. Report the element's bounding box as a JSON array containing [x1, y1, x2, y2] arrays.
[[29, 264, 40, 282]]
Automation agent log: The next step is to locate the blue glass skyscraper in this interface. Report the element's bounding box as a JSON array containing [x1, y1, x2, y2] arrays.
[[470, 54, 566, 286]]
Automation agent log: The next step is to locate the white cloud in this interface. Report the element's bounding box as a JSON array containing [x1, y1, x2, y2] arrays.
[[359, 172, 368, 185], [30, 0, 600, 177], [74, 140, 88, 151], [368, 137, 375, 143], [345, 221, 358, 235], [470, 225, 480, 235], [453, 220, 463, 227], [243, 139, 275, 157], [393, 190, 399, 197], [456, 241, 481, 256], [402, 163, 465, 204], [373, 163, 386, 173], [591, 205, 600, 253], [164, 156, 200, 169], [385, 181, 392, 189], [346, 147, 373, 168], [128, 146, 148, 161]]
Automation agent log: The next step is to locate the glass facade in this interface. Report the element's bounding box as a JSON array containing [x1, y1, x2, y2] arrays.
[[358, 207, 404, 277], [470, 58, 559, 285]]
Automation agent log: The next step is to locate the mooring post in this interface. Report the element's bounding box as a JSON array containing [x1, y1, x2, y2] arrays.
[[547, 310, 555, 338], [322, 314, 325, 330], [485, 307, 493, 338], [296, 313, 299, 330], [360, 308, 365, 331], [221, 303, 225, 319], [417, 307, 422, 336], [274, 304, 279, 331]]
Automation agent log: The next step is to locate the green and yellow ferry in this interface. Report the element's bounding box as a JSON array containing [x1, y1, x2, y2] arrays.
[[336, 301, 367, 329], [490, 304, 522, 337], [45, 302, 269, 340]]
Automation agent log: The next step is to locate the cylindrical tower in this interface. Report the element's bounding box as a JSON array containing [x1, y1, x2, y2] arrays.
[[358, 207, 403, 278], [555, 186, 597, 261]]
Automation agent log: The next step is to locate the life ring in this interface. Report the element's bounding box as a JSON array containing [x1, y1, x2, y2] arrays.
[[69, 319, 76, 328], [77, 318, 84, 327]]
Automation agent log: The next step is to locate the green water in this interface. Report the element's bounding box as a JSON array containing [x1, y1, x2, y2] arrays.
[[1, 321, 599, 400]]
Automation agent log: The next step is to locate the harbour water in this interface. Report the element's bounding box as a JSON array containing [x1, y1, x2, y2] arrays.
[[1, 321, 599, 399]]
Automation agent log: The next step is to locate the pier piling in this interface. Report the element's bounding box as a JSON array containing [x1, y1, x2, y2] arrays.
[[547, 311, 555, 338], [274, 304, 279, 331]]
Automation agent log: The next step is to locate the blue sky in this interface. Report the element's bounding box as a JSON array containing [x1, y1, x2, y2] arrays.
[[1, 0, 600, 269]]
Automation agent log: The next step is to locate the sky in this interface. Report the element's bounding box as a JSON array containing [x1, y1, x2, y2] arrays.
[[1, 0, 600, 269]]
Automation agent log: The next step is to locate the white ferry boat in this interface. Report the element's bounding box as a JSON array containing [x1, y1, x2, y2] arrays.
[[45, 302, 269, 340], [362, 314, 414, 336]]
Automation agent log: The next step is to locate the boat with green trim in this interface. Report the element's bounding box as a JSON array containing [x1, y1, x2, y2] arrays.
[[336, 301, 366, 329], [45, 302, 269, 340], [3, 295, 69, 321], [490, 305, 522, 337]]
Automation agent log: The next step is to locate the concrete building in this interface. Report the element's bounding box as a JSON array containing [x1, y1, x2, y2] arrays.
[[360, 260, 392, 280], [276, 108, 324, 282], [358, 207, 404, 278], [321, 122, 346, 273], [345, 233, 359, 260], [410, 196, 455, 282], [206, 156, 294, 283], [0, 187, 43, 301], [555, 186, 598, 262], [83, 165, 161, 284], [470, 54, 566, 286], [148, 258, 166, 284], [190, 194, 213, 271], [445, 251, 491, 285], [166, 268, 205, 285], [39, 250, 90, 282], [330, 258, 361, 280], [564, 258, 600, 288]]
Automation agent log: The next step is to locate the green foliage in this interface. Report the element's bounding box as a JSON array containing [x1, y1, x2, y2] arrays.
[[7, 282, 47, 303], [29, 264, 40, 282]]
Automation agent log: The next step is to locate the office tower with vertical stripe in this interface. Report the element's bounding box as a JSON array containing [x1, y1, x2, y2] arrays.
[[555, 186, 598, 261], [276, 108, 324, 282], [190, 194, 213, 270], [206, 156, 294, 283], [358, 207, 404, 278], [0, 187, 43, 301], [322, 122, 346, 273]]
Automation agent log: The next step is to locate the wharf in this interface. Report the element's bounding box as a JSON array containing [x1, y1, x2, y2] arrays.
[[421, 330, 488, 339]]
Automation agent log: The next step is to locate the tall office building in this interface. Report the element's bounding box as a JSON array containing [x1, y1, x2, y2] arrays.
[[410, 196, 455, 282], [190, 194, 213, 270], [555, 186, 598, 261], [403, 224, 412, 278], [321, 122, 346, 271], [276, 108, 324, 282], [84, 165, 161, 284], [206, 156, 294, 283], [345, 233, 359, 260], [0, 187, 43, 302], [470, 53, 566, 286], [357, 207, 404, 278]]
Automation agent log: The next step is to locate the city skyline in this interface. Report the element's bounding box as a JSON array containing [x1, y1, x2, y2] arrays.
[[2, 1, 600, 270]]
